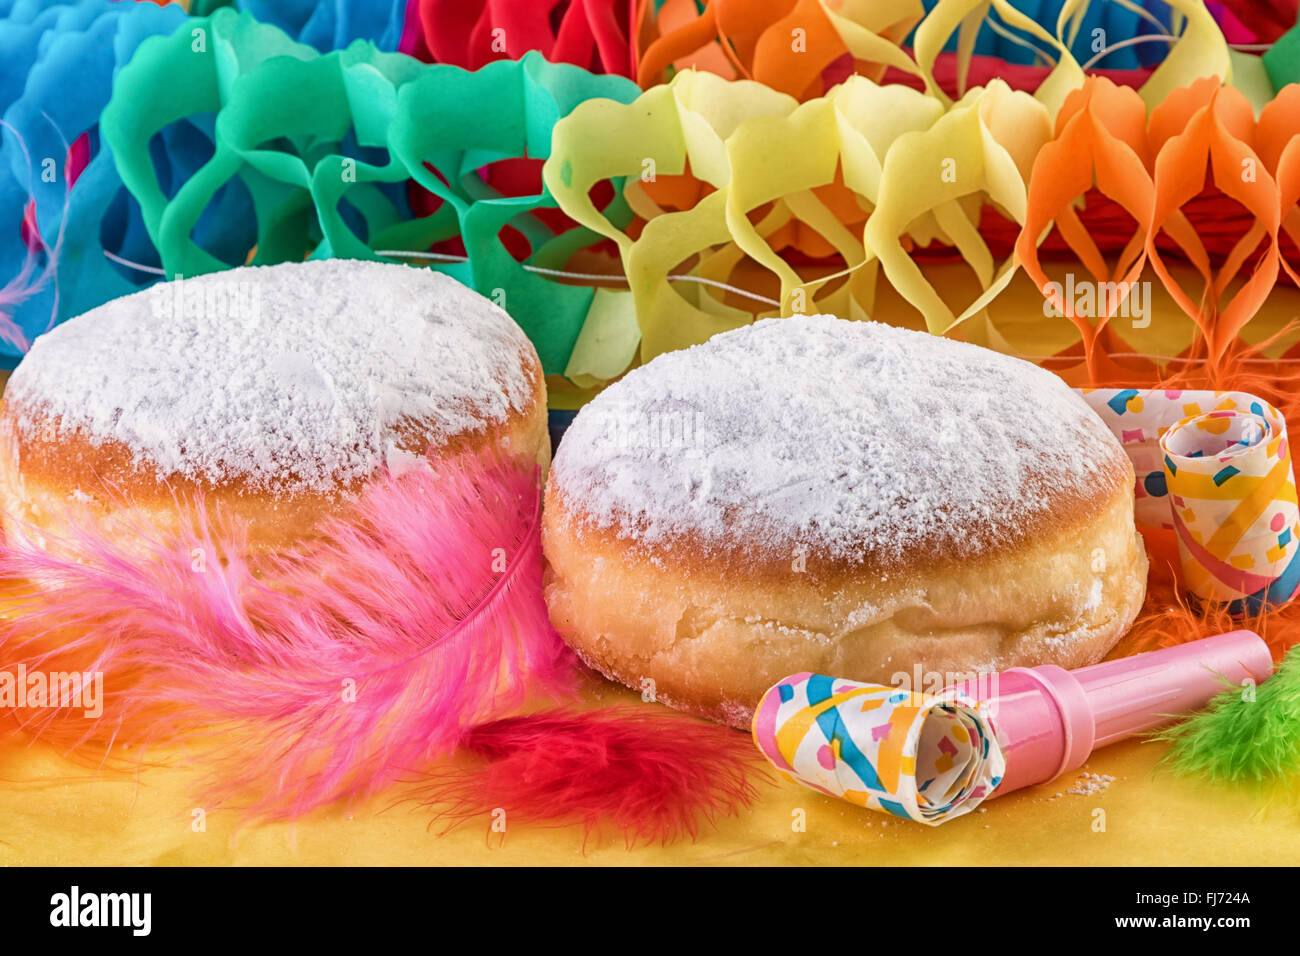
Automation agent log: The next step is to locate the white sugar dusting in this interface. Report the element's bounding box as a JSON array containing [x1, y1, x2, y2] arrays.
[[552, 315, 1126, 566], [7, 259, 536, 494]]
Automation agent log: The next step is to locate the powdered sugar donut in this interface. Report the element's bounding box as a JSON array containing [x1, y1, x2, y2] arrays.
[[542, 315, 1147, 728], [0, 259, 548, 552]]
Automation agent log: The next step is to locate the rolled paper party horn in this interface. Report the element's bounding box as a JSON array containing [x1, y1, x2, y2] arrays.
[[753, 630, 1272, 825], [1160, 402, 1300, 614], [751, 675, 1005, 826], [1078, 389, 1300, 614]]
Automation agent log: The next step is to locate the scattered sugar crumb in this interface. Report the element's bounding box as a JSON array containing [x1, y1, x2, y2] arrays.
[[1066, 772, 1116, 796]]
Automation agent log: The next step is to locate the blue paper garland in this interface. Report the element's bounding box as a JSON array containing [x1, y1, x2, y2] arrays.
[[0, 0, 190, 367]]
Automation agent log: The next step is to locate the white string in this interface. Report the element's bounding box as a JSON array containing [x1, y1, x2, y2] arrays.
[[1081, 33, 1178, 70], [104, 249, 165, 275], [93, 251, 1300, 367], [974, 9, 1204, 76], [374, 249, 783, 306], [984, 17, 1059, 68], [1107, 0, 1176, 39], [372, 249, 466, 263], [1033, 351, 1297, 366], [666, 274, 780, 305], [102, 248, 785, 307]]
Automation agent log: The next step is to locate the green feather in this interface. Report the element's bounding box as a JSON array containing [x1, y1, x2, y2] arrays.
[[1157, 644, 1300, 784]]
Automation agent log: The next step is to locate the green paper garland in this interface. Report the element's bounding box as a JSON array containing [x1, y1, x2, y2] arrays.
[[99, 8, 641, 377], [1264, 24, 1300, 93]]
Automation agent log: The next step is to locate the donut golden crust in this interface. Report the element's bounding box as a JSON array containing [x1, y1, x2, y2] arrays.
[[0, 381, 549, 555], [541, 315, 1148, 728], [0, 259, 549, 554], [544, 479, 1145, 727]]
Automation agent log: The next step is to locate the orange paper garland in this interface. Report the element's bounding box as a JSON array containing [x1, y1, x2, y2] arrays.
[[1019, 76, 1300, 385]]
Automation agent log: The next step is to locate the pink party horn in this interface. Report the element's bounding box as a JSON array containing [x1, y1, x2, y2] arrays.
[[752, 630, 1274, 825], [950, 629, 1274, 796]]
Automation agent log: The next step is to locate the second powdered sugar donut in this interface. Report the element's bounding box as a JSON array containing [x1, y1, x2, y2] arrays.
[[542, 314, 1149, 728]]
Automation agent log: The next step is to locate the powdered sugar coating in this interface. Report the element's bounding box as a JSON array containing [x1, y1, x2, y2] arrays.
[[551, 315, 1127, 568], [6, 260, 538, 494]]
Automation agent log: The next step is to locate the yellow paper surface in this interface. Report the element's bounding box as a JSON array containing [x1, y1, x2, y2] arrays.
[[2, 680, 1297, 865]]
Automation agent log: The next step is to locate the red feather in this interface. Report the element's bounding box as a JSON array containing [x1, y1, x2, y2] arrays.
[[414, 707, 770, 847]]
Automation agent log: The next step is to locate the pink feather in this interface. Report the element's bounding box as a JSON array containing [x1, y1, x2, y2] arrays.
[[0, 449, 576, 818]]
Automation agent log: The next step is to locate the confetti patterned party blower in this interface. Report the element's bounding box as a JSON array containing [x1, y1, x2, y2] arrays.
[[753, 631, 1273, 826], [1080, 389, 1300, 614], [752, 677, 1004, 825]]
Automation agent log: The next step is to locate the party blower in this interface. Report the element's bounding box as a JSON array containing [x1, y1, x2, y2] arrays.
[[752, 630, 1273, 826]]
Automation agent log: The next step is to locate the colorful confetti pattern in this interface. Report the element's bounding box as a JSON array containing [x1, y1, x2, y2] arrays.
[[1080, 389, 1300, 614], [751, 673, 1005, 826]]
